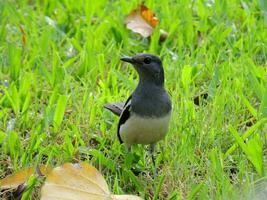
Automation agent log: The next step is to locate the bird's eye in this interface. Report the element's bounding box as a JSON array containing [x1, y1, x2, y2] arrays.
[[143, 57, 151, 64]]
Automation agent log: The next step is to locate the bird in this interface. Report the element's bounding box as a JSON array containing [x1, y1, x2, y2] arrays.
[[104, 53, 172, 166]]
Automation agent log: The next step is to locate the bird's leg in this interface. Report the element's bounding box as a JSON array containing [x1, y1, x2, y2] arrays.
[[149, 143, 156, 167], [149, 143, 158, 177], [127, 144, 132, 153]]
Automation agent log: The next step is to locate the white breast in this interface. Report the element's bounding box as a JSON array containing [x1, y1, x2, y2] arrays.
[[119, 111, 171, 145]]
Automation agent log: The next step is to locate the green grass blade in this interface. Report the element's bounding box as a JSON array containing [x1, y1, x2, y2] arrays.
[[53, 95, 68, 132]]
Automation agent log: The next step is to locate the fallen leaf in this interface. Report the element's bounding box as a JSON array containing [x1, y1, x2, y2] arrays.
[[139, 4, 158, 27], [41, 162, 143, 200], [0, 165, 52, 189], [112, 195, 144, 200], [125, 5, 155, 38], [125, 4, 168, 41]]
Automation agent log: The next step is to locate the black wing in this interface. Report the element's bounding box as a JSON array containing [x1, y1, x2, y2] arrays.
[[117, 95, 132, 143]]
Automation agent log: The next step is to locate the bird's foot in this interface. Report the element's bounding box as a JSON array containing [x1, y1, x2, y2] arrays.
[[149, 143, 158, 177]]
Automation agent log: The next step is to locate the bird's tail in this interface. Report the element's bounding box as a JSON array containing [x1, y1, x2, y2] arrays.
[[103, 102, 125, 116]]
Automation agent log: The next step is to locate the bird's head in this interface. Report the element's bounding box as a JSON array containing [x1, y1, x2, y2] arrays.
[[121, 53, 164, 86]]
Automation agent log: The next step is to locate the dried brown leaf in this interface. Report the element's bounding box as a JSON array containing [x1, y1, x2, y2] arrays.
[[41, 162, 142, 200], [125, 4, 161, 38], [125, 4, 168, 41], [0, 165, 52, 189]]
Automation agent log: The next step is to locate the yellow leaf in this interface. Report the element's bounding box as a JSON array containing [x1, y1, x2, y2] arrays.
[[0, 165, 52, 189], [113, 195, 144, 200], [124, 4, 168, 41], [125, 4, 158, 38], [41, 162, 143, 200]]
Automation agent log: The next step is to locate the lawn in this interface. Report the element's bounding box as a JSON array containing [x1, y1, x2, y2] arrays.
[[0, 0, 267, 199]]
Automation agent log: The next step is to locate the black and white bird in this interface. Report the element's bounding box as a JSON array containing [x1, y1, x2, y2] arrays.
[[104, 53, 172, 165]]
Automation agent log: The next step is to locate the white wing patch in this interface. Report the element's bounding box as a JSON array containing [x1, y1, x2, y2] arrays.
[[124, 99, 131, 109]]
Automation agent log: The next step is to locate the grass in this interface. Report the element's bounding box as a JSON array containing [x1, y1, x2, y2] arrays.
[[0, 0, 267, 199]]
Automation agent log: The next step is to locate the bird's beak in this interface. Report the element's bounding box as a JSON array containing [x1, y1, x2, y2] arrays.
[[120, 57, 135, 64]]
